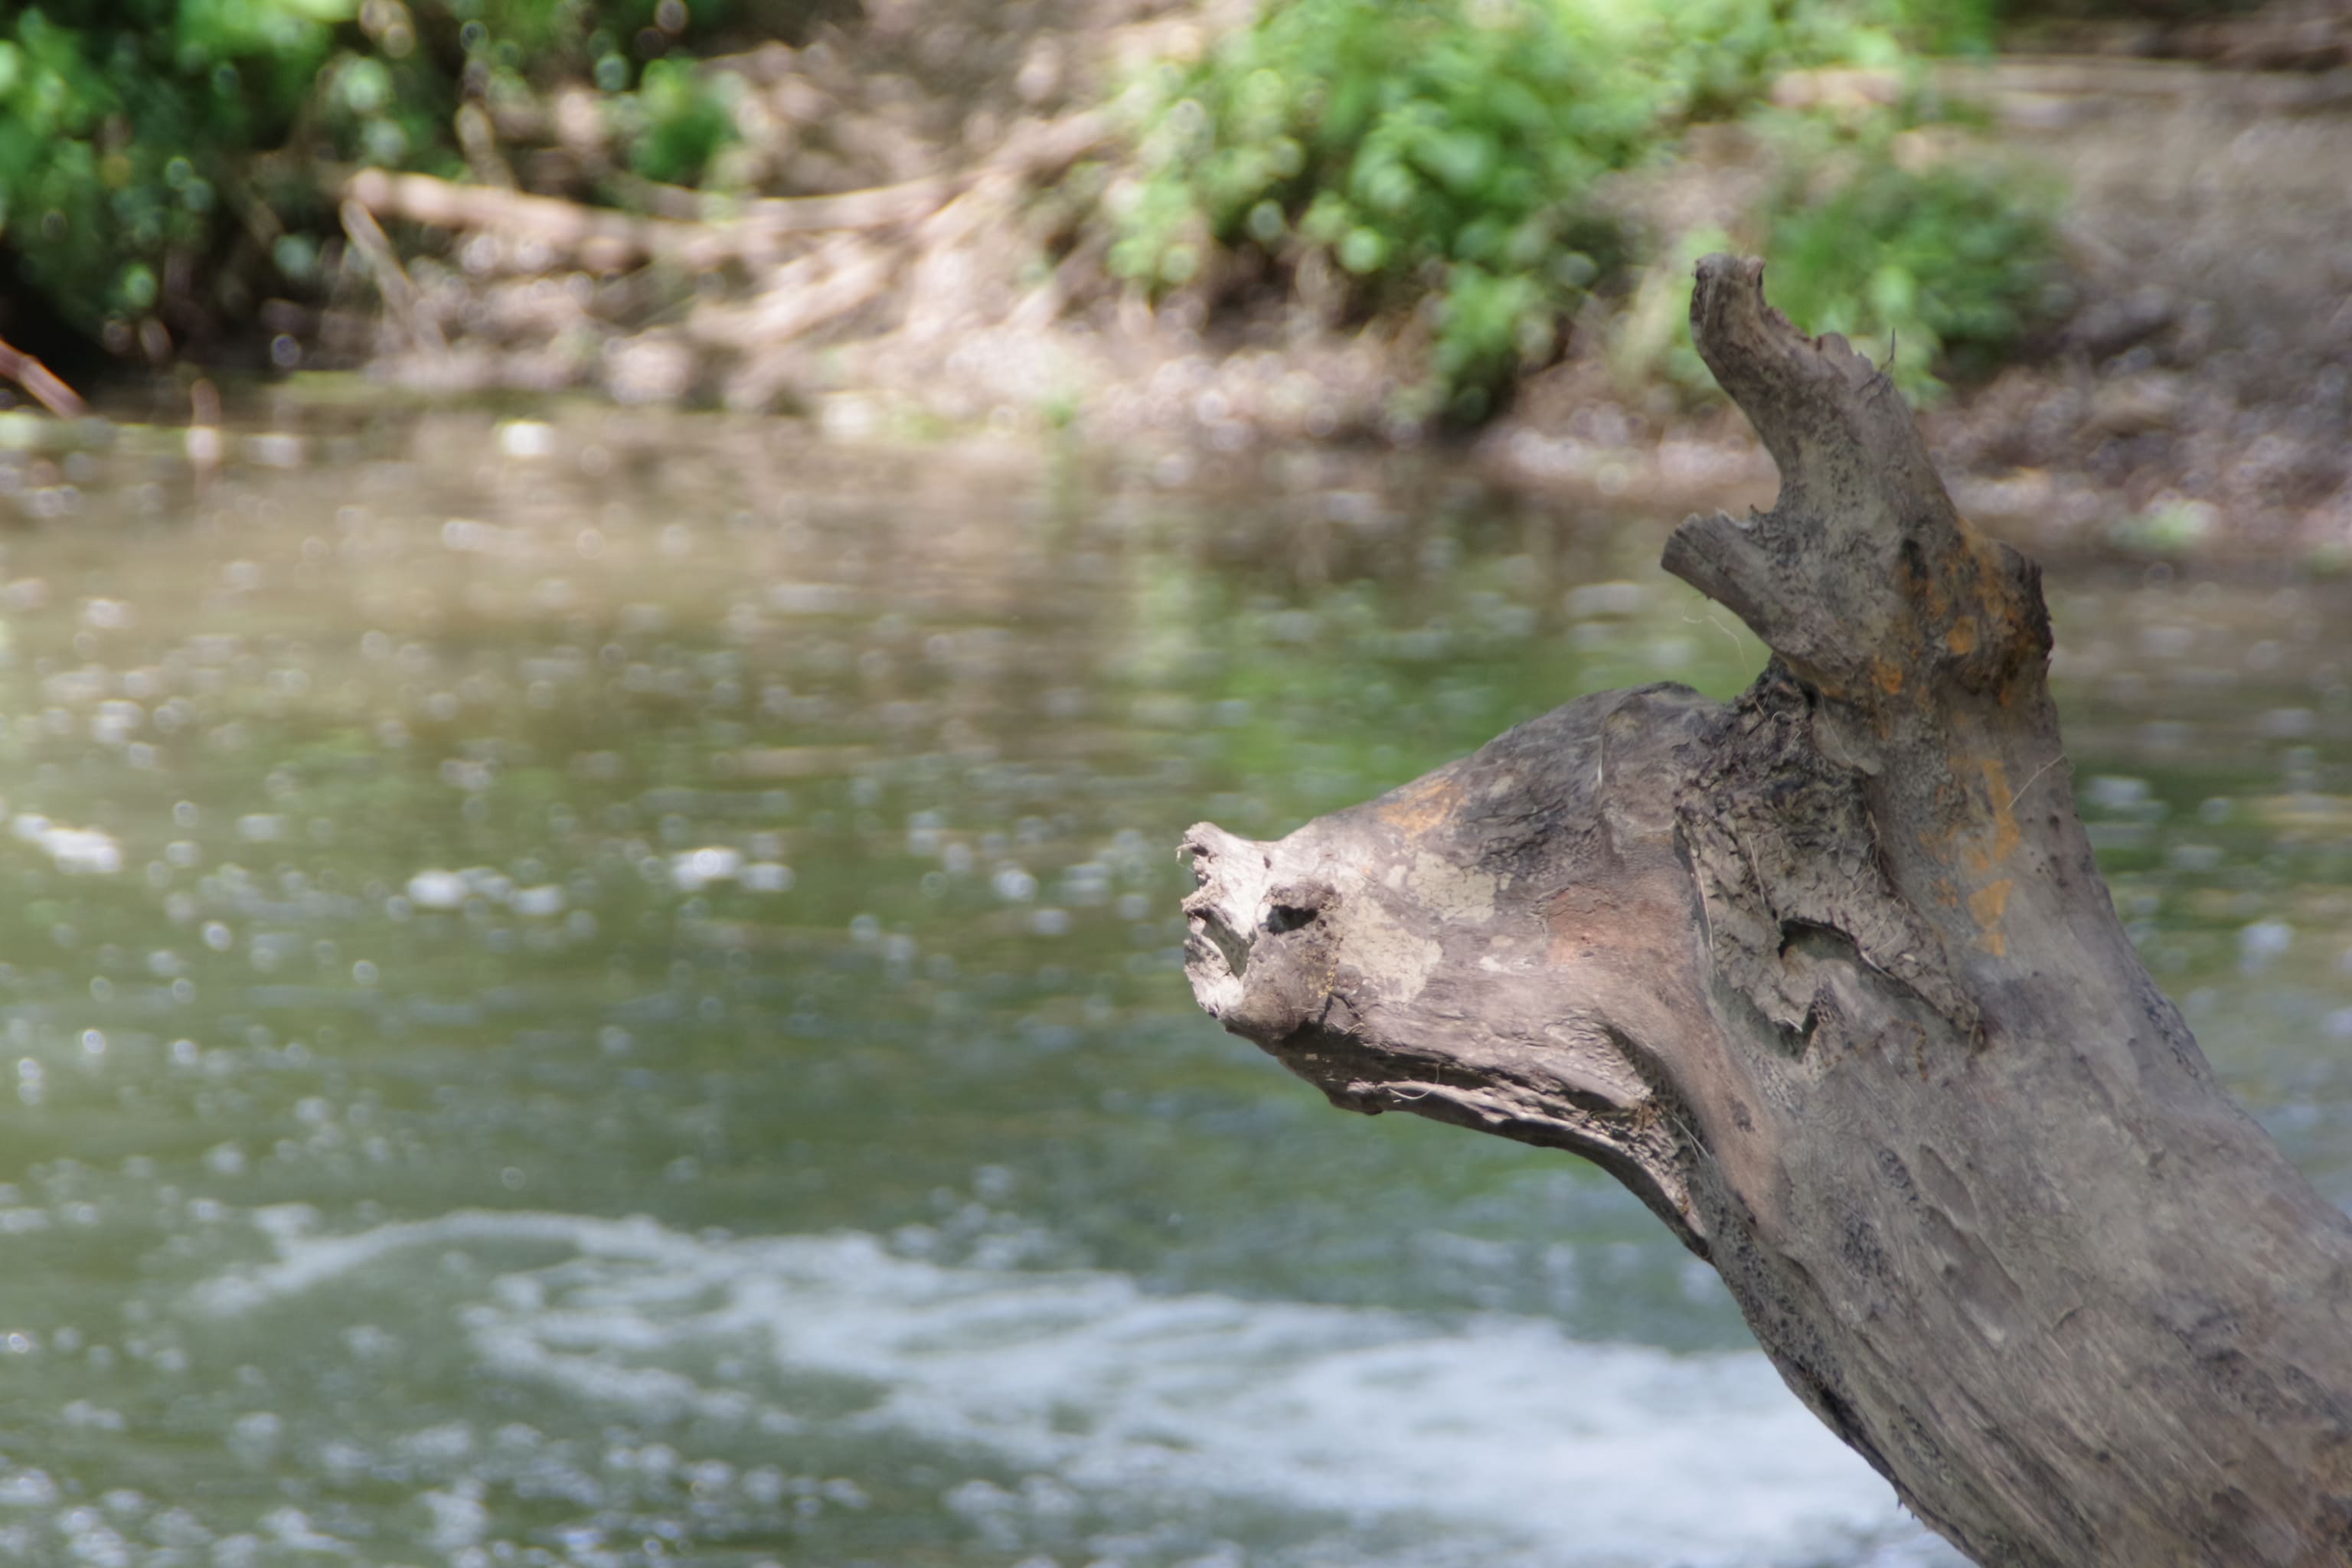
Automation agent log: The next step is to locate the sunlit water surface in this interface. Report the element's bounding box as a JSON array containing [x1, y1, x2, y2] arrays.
[[0, 401, 2342, 1568]]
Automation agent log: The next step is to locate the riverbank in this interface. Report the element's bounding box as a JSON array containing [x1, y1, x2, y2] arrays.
[[7, 2, 2350, 564], [1494, 51, 2352, 564], [324, 8, 2352, 566]]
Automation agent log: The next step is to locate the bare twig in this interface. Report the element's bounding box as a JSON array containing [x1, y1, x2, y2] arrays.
[[339, 198, 449, 357], [455, 103, 518, 191], [741, 178, 957, 236], [692, 235, 897, 352], [341, 166, 956, 274], [335, 108, 1111, 276], [0, 335, 87, 420], [2007, 750, 2068, 810], [186, 377, 224, 495], [344, 168, 687, 273]]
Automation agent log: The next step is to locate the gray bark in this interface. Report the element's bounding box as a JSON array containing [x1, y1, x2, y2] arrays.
[[1179, 255, 2352, 1567]]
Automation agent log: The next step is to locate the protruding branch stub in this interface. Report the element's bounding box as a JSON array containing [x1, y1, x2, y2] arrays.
[[1178, 688, 1731, 1256], [1663, 255, 2049, 724], [1683, 254, 1948, 523]]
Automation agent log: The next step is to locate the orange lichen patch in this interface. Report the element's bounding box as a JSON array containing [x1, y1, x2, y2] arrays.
[[1871, 658, 1906, 696], [1894, 531, 1955, 624], [1961, 757, 2022, 874], [1961, 529, 2043, 672], [1887, 514, 2048, 705], [1375, 773, 1460, 836], [1968, 877, 2014, 956], [1899, 524, 2030, 681], [1962, 527, 2012, 599]]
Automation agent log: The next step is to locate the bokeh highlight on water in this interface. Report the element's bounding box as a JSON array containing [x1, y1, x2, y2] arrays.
[[0, 401, 2341, 1566]]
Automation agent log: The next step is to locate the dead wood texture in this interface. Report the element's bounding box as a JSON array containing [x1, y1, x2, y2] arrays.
[[1180, 255, 2352, 1567]]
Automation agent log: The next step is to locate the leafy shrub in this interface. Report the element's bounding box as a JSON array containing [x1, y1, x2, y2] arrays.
[[1759, 119, 2070, 397], [1109, 0, 1684, 423], [1610, 118, 2069, 404], [621, 57, 740, 187], [0, 4, 339, 339], [1113, 0, 1681, 421], [0, 0, 753, 351], [1111, 0, 2037, 421]]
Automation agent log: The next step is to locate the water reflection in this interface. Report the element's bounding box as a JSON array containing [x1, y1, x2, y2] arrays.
[[0, 403, 2338, 1566]]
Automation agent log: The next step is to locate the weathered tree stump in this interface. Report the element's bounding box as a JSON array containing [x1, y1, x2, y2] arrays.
[[1180, 255, 2352, 1566]]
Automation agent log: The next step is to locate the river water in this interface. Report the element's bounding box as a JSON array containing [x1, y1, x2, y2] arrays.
[[0, 399, 2342, 1568]]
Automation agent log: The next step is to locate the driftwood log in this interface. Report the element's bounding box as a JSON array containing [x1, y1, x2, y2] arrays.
[[1180, 256, 2352, 1566]]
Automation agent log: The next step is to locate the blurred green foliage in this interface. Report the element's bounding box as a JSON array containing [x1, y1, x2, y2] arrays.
[[622, 56, 742, 185], [0, 0, 746, 346], [1109, 0, 1666, 423], [1759, 116, 2069, 396], [3, 0, 2086, 408], [1112, 0, 2067, 416]]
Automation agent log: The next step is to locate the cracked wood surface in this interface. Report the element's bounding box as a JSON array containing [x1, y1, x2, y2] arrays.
[[1180, 255, 2352, 1566]]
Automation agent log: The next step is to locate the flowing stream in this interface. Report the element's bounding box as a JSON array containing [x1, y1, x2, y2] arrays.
[[0, 398, 2341, 1566]]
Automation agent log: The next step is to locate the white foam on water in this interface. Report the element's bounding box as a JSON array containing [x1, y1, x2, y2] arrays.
[[194, 1208, 1963, 1567]]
